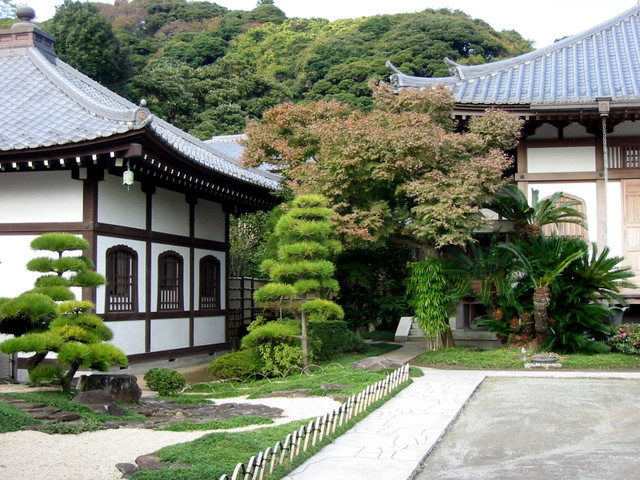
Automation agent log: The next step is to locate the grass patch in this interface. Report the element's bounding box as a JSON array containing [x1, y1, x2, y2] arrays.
[[0, 391, 146, 434], [0, 400, 39, 432], [359, 330, 395, 341], [187, 342, 403, 398], [160, 415, 274, 432], [131, 380, 411, 480], [415, 347, 640, 369], [187, 364, 391, 398]]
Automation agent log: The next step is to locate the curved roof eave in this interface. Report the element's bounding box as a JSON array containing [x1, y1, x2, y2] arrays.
[[3, 45, 280, 191], [388, 4, 640, 107]]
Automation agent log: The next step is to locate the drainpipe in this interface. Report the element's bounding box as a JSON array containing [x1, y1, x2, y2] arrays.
[[597, 97, 611, 251], [598, 97, 611, 183]]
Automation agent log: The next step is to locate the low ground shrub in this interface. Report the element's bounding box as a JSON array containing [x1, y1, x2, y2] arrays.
[[208, 348, 266, 380], [309, 320, 365, 362], [608, 323, 640, 354], [143, 368, 187, 395], [28, 364, 65, 386]]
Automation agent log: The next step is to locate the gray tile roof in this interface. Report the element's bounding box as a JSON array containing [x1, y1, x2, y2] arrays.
[[389, 4, 640, 107], [0, 38, 279, 190]]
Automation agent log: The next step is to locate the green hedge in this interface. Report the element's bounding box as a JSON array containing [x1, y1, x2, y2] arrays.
[[208, 348, 266, 380], [309, 321, 365, 362]]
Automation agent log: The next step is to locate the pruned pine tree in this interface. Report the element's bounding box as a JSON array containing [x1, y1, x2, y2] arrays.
[[254, 195, 344, 371], [0, 233, 128, 392]]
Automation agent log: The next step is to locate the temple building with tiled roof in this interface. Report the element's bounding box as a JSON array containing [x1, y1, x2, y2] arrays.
[[0, 7, 280, 378], [390, 3, 640, 326]]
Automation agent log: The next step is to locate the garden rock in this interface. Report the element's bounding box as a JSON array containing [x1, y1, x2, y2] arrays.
[[116, 454, 192, 478], [352, 356, 404, 371], [78, 374, 142, 403], [73, 389, 124, 416]]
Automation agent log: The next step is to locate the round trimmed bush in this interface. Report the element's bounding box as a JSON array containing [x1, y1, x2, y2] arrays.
[[143, 367, 187, 395], [208, 348, 265, 380]]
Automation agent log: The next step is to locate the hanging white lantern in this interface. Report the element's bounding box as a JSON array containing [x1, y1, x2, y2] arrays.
[[123, 165, 134, 187]]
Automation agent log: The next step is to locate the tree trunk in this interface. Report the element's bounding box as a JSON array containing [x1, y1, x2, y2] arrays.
[[440, 326, 455, 348], [62, 363, 80, 394], [533, 285, 551, 335], [300, 310, 309, 373], [26, 352, 47, 373]]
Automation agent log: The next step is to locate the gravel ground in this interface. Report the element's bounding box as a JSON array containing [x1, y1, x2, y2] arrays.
[[0, 386, 341, 480]]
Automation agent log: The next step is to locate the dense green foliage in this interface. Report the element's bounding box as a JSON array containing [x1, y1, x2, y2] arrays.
[[452, 188, 634, 354], [307, 320, 365, 361], [405, 258, 466, 345], [335, 246, 411, 331], [207, 348, 266, 380], [254, 195, 344, 370], [47, 1, 131, 92], [143, 368, 187, 395], [33, 0, 532, 137]]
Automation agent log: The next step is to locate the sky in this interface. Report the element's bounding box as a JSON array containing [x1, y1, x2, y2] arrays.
[[21, 0, 640, 48]]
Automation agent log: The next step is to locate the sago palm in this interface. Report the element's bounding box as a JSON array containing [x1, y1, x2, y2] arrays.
[[500, 236, 586, 337], [487, 184, 585, 238]]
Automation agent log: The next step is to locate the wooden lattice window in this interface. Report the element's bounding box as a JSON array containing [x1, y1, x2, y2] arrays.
[[541, 194, 588, 240], [199, 255, 220, 310], [609, 145, 640, 169], [106, 246, 138, 312], [158, 251, 183, 311]]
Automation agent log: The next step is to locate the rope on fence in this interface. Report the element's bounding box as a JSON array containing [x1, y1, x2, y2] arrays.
[[220, 364, 410, 480]]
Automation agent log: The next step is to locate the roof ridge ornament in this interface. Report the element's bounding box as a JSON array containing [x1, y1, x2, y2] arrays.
[[14, 5, 36, 27], [444, 57, 465, 80]]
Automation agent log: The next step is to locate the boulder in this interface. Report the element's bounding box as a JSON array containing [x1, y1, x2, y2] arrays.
[[78, 374, 142, 403], [73, 389, 124, 416], [351, 356, 404, 371]]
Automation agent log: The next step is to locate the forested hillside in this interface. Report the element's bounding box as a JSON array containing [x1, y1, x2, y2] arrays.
[[32, 0, 533, 138]]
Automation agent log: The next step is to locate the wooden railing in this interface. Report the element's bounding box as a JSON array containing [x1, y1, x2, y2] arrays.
[[218, 364, 411, 480]]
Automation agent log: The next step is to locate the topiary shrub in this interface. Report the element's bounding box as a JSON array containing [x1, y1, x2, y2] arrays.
[[309, 320, 365, 362], [258, 343, 304, 375], [28, 364, 65, 386], [143, 368, 187, 395], [207, 348, 266, 380]]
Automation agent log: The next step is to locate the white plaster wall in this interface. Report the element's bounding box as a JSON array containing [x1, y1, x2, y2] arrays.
[[609, 120, 640, 137], [527, 146, 596, 173], [528, 123, 558, 140], [97, 173, 146, 229], [0, 171, 82, 222], [108, 320, 146, 355], [194, 199, 225, 241], [95, 236, 147, 315], [194, 249, 226, 309], [150, 244, 191, 312], [606, 181, 623, 258], [194, 316, 225, 346], [0, 235, 39, 297], [150, 318, 190, 351], [152, 188, 189, 236], [563, 123, 591, 139]]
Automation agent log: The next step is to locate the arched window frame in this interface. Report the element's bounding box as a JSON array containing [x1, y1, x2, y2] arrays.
[[199, 255, 220, 310], [105, 245, 138, 313], [157, 250, 184, 311], [541, 193, 588, 240]]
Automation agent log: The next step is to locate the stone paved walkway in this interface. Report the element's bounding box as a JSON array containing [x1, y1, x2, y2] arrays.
[[284, 342, 640, 480]]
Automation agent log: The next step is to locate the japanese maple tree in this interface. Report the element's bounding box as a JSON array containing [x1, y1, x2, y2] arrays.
[[242, 82, 522, 254]]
